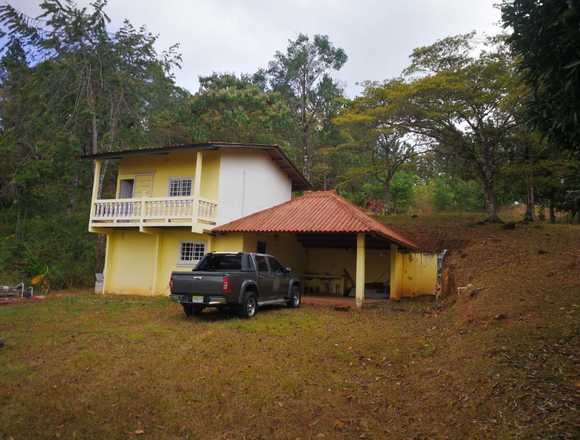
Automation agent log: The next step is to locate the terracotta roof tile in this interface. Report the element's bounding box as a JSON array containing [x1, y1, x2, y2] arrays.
[[212, 191, 418, 250]]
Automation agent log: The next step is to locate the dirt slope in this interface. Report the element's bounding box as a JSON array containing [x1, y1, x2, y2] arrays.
[[386, 214, 580, 438]]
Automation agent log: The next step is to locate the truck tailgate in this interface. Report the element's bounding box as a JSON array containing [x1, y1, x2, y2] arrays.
[[171, 271, 225, 295]]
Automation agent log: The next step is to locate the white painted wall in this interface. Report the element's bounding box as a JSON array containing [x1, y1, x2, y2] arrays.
[[216, 150, 292, 225]]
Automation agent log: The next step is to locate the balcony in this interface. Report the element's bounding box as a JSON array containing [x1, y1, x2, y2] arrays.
[[89, 196, 218, 232]]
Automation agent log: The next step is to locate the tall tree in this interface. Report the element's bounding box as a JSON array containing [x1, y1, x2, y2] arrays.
[[189, 73, 293, 147], [385, 34, 521, 222], [263, 34, 347, 181], [0, 0, 187, 156], [0, 0, 187, 287], [501, 0, 580, 152], [334, 81, 416, 213]]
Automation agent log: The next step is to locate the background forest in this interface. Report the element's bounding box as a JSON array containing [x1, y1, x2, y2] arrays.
[[0, 0, 579, 288]]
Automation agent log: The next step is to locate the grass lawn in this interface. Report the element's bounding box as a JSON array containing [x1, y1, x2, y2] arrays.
[[1, 215, 579, 439]]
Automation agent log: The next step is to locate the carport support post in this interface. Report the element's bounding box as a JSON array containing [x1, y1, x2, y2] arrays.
[[390, 244, 401, 300], [355, 233, 366, 309]]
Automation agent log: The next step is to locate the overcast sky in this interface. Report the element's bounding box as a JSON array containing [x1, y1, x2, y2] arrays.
[[13, 0, 501, 96]]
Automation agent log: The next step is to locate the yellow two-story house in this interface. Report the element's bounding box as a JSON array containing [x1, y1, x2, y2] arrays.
[[85, 142, 310, 296], [84, 142, 438, 305]]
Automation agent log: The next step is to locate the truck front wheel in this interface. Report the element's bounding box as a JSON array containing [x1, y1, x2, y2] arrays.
[[287, 284, 301, 308], [237, 293, 257, 319], [182, 303, 204, 317]]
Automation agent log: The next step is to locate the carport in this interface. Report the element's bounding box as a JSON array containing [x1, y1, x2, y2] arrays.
[[211, 191, 435, 308]]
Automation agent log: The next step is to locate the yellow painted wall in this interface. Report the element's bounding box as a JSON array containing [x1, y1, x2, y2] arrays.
[[116, 150, 220, 200], [211, 233, 245, 252], [105, 230, 157, 295], [154, 229, 210, 295], [400, 252, 438, 297], [199, 151, 220, 200], [104, 228, 212, 296], [390, 248, 437, 299], [389, 245, 404, 300]]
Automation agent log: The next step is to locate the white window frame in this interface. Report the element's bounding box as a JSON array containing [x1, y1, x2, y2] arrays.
[[178, 240, 206, 266], [168, 177, 193, 197]]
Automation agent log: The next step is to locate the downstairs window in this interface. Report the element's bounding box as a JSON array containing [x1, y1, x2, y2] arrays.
[[179, 241, 206, 265]]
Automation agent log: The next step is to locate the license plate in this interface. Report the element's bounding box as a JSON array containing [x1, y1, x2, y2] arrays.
[[191, 296, 204, 304]]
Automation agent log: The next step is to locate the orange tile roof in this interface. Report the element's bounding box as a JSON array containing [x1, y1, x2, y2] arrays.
[[212, 191, 418, 250]]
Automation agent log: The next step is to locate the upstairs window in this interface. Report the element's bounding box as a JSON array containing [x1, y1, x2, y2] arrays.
[[168, 177, 192, 197], [179, 241, 205, 265]]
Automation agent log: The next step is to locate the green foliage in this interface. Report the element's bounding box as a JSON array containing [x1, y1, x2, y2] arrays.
[[338, 171, 417, 214], [502, 0, 580, 152], [0, 0, 187, 287], [432, 176, 484, 212], [390, 172, 418, 213], [378, 33, 523, 221], [189, 73, 293, 146], [262, 34, 347, 180], [333, 80, 416, 213]]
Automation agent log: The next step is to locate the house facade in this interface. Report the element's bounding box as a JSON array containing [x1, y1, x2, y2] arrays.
[[84, 143, 437, 305]]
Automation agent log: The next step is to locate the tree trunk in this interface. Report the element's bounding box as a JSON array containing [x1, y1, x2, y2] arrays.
[[383, 182, 392, 214], [523, 179, 535, 222], [299, 74, 311, 183], [15, 194, 22, 241], [549, 197, 556, 224], [86, 71, 99, 155], [91, 112, 98, 155], [483, 181, 502, 223], [302, 127, 310, 182]]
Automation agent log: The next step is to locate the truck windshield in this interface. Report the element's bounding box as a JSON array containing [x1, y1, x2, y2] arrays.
[[195, 254, 242, 271]]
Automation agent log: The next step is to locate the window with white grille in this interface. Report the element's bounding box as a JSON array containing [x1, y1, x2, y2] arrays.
[[168, 178, 192, 197], [179, 241, 206, 265]]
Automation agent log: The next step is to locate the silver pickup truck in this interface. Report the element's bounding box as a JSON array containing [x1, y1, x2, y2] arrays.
[[170, 252, 302, 318]]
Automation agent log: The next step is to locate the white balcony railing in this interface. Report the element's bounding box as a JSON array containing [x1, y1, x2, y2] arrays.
[[90, 196, 217, 228]]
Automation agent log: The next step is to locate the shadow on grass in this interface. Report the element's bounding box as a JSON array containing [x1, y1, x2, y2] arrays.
[[177, 304, 293, 323]]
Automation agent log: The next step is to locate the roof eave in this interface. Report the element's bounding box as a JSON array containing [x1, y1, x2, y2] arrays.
[[370, 232, 419, 252], [79, 142, 311, 191]]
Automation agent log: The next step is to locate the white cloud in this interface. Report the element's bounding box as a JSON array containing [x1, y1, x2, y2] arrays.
[[11, 0, 501, 96]]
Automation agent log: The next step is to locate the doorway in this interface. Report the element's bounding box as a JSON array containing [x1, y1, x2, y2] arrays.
[[119, 179, 135, 199]]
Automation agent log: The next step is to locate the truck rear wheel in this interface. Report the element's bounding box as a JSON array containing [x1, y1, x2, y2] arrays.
[[182, 303, 204, 317], [237, 293, 257, 319]]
